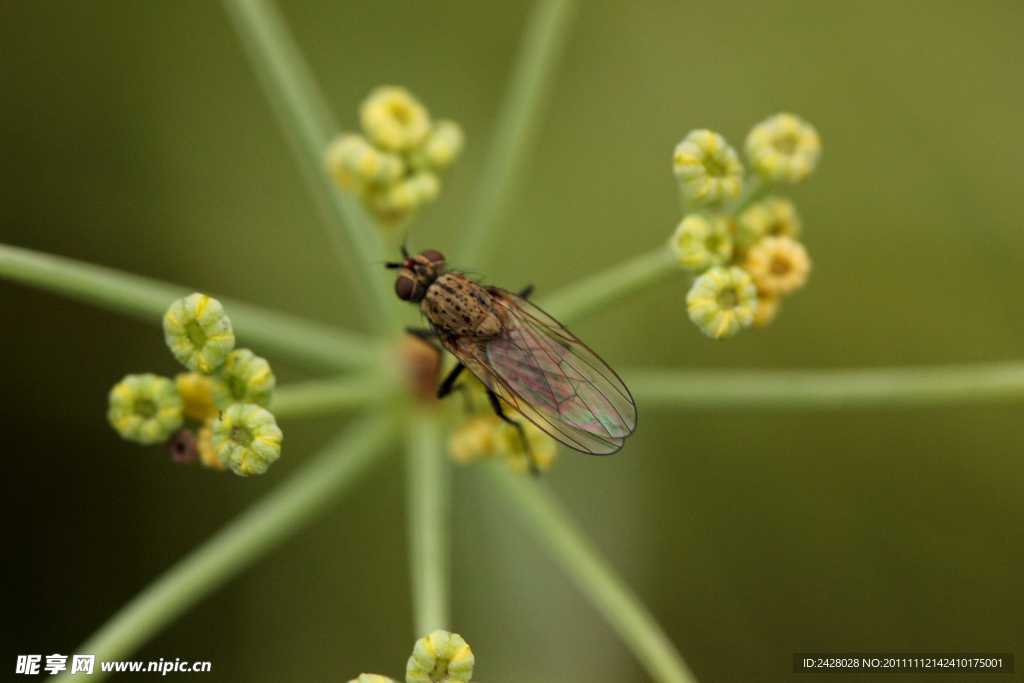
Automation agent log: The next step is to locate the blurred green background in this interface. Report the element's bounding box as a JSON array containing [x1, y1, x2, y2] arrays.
[[2, 1, 1023, 681]]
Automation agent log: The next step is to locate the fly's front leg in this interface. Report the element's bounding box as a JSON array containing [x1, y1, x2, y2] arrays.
[[437, 363, 465, 399], [406, 326, 442, 353], [486, 388, 540, 477]]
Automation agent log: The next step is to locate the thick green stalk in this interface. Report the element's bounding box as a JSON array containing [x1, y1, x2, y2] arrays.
[[458, 0, 581, 267], [0, 243, 378, 371], [485, 465, 699, 683], [271, 375, 395, 420], [222, 0, 398, 333], [538, 247, 679, 326], [55, 415, 396, 683], [405, 411, 450, 636], [625, 362, 1024, 411]]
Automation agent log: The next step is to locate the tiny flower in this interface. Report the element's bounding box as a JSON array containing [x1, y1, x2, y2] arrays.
[[496, 419, 558, 474], [406, 630, 474, 683], [448, 415, 499, 464], [325, 133, 406, 189], [107, 373, 184, 445], [668, 213, 733, 271], [347, 676, 397, 683], [163, 294, 235, 374], [211, 403, 282, 476], [753, 292, 781, 328], [686, 266, 758, 339], [197, 417, 226, 471], [735, 195, 801, 253], [745, 113, 821, 183], [175, 372, 219, 421], [673, 129, 744, 205], [361, 86, 431, 152], [742, 235, 811, 297], [211, 348, 275, 409], [409, 120, 464, 172], [367, 171, 440, 225]]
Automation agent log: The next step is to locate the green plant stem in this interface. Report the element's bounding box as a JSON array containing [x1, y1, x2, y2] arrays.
[[271, 375, 395, 419], [484, 465, 699, 683], [728, 174, 767, 215], [538, 246, 679, 326], [0, 243, 378, 371], [624, 361, 1024, 411], [55, 415, 396, 683], [405, 411, 450, 636], [458, 0, 581, 267], [222, 0, 397, 333]]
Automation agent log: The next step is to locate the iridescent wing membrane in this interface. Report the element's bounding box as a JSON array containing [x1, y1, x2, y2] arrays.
[[449, 289, 637, 454]]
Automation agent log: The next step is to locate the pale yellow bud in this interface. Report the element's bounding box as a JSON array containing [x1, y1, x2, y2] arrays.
[[406, 630, 474, 683], [745, 113, 821, 183], [686, 266, 758, 339], [742, 236, 811, 297], [361, 86, 431, 152]]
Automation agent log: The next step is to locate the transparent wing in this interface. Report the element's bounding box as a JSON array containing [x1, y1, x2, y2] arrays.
[[472, 288, 637, 455]]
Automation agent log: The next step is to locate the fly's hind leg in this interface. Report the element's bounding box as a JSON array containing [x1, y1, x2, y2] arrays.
[[518, 284, 534, 299], [486, 388, 540, 477]]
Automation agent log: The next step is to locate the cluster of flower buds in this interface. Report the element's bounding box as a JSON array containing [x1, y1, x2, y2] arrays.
[[326, 86, 464, 229], [346, 630, 474, 683], [669, 113, 820, 338], [445, 372, 558, 474], [106, 293, 281, 476]]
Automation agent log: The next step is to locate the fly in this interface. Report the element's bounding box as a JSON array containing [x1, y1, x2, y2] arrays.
[[387, 249, 637, 466]]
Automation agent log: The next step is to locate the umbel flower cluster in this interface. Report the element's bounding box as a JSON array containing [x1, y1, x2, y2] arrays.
[[669, 113, 821, 338], [106, 293, 281, 476], [349, 630, 475, 683], [326, 86, 464, 228]]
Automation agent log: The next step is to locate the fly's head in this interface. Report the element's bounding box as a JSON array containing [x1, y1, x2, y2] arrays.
[[386, 249, 446, 303]]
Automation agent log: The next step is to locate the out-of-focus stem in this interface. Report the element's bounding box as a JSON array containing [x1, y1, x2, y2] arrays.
[[485, 465, 700, 683], [55, 415, 396, 683], [222, 0, 398, 333], [0, 243, 378, 371], [538, 247, 679, 326], [405, 411, 450, 636], [625, 361, 1024, 411], [271, 375, 395, 419], [458, 0, 581, 268]]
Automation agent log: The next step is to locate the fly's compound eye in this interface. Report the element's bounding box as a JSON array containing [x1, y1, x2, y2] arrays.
[[395, 275, 419, 301], [421, 249, 445, 265]]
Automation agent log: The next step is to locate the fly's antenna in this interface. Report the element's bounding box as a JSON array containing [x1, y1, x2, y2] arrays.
[[384, 261, 405, 269]]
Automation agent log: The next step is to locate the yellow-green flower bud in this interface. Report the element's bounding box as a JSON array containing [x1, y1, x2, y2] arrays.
[[211, 404, 282, 476], [735, 195, 801, 251], [406, 630, 474, 683], [496, 419, 558, 474], [686, 266, 758, 339], [673, 129, 744, 205], [325, 133, 406, 189], [410, 120, 464, 172], [108, 374, 184, 445], [668, 213, 733, 271], [368, 171, 441, 225], [197, 417, 226, 471], [347, 676, 397, 683], [448, 415, 499, 464], [753, 292, 781, 328], [163, 294, 235, 374], [742, 235, 811, 297], [361, 86, 431, 152], [211, 348, 275, 409], [745, 113, 821, 183], [175, 372, 218, 422]]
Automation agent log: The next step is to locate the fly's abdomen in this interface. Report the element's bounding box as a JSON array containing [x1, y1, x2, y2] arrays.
[[422, 273, 501, 339]]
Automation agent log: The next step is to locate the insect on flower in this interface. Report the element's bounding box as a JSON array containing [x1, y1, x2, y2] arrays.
[[388, 249, 637, 468]]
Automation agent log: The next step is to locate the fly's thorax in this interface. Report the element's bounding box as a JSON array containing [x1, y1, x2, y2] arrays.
[[422, 273, 502, 340]]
